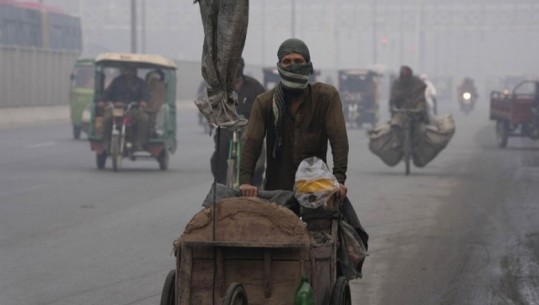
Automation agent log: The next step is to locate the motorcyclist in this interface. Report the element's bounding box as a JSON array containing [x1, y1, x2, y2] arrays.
[[457, 77, 478, 102], [100, 64, 150, 151]]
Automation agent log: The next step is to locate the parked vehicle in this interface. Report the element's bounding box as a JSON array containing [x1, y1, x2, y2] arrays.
[[338, 69, 380, 129], [490, 80, 539, 147], [88, 52, 177, 171], [69, 59, 95, 139]]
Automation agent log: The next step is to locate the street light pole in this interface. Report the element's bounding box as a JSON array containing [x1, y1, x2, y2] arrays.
[[130, 0, 137, 53]]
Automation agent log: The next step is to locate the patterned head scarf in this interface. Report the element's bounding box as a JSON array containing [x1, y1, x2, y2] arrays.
[[272, 38, 314, 158]]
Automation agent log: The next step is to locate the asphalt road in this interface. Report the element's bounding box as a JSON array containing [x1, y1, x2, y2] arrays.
[[0, 102, 538, 305]]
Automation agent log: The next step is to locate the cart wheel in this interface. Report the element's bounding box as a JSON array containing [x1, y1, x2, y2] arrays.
[[330, 276, 351, 305], [96, 151, 107, 169], [160, 269, 176, 305], [157, 149, 169, 171], [496, 120, 508, 148], [223, 283, 248, 305]]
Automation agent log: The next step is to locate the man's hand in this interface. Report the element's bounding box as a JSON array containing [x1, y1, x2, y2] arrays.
[[337, 183, 347, 201], [239, 184, 258, 197], [140, 101, 148, 109]]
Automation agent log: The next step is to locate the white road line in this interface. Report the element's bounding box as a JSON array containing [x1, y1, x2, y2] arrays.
[[27, 142, 55, 148]]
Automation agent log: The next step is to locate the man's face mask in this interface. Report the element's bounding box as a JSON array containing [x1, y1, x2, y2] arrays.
[[277, 53, 313, 91]]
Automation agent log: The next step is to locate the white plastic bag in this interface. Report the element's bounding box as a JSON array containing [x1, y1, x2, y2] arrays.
[[293, 157, 339, 209]]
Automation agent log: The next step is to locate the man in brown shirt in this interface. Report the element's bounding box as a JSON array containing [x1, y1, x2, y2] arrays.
[[239, 38, 349, 200]]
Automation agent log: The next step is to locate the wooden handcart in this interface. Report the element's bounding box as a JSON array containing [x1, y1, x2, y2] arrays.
[[159, 197, 351, 305]]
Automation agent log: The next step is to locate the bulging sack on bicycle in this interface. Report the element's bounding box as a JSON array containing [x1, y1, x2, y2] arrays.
[[368, 122, 403, 167], [413, 114, 455, 167], [294, 157, 339, 209]]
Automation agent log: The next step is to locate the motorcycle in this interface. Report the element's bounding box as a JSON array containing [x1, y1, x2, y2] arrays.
[[343, 94, 361, 127], [109, 102, 138, 172], [459, 91, 475, 114]]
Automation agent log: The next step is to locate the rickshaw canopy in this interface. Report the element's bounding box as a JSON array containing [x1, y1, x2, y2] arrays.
[[95, 52, 177, 70]]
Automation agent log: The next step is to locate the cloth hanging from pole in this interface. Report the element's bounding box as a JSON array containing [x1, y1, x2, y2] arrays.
[[194, 0, 249, 129]]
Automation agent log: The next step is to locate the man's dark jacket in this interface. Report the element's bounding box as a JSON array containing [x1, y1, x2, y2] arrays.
[[240, 82, 349, 191]]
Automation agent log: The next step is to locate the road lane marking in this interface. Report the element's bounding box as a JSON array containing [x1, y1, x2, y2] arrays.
[[26, 142, 55, 148]]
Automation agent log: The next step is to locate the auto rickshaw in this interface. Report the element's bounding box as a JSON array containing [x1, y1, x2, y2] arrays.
[[88, 52, 177, 171], [338, 69, 380, 129], [69, 58, 95, 139]]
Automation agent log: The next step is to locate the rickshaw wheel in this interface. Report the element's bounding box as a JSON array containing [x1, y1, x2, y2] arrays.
[[496, 120, 508, 148], [96, 151, 107, 169], [111, 135, 121, 172], [329, 276, 351, 305], [157, 149, 169, 171], [223, 283, 248, 305], [160, 269, 176, 305]]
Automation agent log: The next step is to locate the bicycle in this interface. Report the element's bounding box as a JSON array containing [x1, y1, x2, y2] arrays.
[[391, 108, 425, 176], [225, 128, 242, 188]]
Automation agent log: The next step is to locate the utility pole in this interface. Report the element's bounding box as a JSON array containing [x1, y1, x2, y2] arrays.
[[291, 0, 296, 38], [400, 2, 404, 65], [414, 0, 424, 71], [372, 0, 377, 65], [141, 0, 146, 53], [261, 1, 266, 65], [328, 0, 335, 68], [130, 0, 137, 53]]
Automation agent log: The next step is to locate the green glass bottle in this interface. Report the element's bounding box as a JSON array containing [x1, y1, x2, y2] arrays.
[[294, 277, 314, 305]]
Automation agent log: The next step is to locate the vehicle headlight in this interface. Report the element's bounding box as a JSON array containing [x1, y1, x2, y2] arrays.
[[462, 92, 471, 100]]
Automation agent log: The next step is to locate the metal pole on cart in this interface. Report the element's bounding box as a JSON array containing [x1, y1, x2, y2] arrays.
[[212, 126, 220, 305]]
